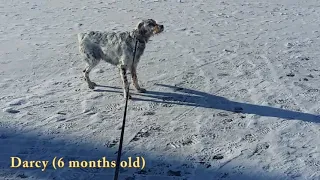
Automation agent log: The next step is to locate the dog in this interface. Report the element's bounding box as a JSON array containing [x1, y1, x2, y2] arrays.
[[77, 19, 164, 99]]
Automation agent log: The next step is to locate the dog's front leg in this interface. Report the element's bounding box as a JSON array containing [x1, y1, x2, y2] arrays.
[[131, 65, 146, 93], [119, 66, 132, 99]]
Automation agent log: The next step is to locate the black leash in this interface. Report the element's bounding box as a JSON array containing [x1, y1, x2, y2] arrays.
[[113, 40, 139, 180]]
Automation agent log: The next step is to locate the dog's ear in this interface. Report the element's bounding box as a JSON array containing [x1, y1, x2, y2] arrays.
[[136, 21, 144, 30], [136, 21, 147, 35]]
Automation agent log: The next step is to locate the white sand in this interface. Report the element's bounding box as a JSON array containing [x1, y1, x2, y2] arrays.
[[1, 0, 320, 179]]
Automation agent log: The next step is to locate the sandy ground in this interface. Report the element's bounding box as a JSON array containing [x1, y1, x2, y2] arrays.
[[1, 0, 320, 179]]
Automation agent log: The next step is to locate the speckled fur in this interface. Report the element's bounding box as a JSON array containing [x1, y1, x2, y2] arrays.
[[77, 19, 164, 98]]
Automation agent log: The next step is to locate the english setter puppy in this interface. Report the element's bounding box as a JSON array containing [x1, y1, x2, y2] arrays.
[[77, 19, 164, 99]]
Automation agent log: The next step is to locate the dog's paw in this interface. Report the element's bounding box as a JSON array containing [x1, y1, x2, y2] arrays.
[[88, 85, 95, 89], [121, 94, 132, 99], [88, 82, 97, 89], [137, 88, 146, 93]]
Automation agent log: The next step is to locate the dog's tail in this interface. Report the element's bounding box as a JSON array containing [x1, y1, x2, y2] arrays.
[[77, 33, 86, 42]]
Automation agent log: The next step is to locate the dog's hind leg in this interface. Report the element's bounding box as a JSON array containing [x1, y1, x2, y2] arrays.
[[83, 59, 99, 89], [131, 65, 146, 93], [119, 66, 132, 99], [80, 39, 103, 89]]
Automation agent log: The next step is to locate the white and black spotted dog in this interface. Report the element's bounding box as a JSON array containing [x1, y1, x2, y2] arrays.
[[77, 19, 164, 99]]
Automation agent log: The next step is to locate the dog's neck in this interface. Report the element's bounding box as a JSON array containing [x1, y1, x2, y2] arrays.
[[131, 29, 150, 44]]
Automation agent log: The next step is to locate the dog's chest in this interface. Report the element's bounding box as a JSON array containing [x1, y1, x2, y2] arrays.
[[133, 41, 146, 56]]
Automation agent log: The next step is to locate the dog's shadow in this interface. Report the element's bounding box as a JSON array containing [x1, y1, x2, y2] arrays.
[[94, 83, 320, 123]]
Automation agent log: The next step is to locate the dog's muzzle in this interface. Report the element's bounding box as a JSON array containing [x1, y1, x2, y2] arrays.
[[154, 24, 164, 34], [159, 25, 164, 31]]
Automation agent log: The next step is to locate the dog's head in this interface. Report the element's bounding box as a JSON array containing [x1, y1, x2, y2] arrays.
[[134, 19, 164, 42]]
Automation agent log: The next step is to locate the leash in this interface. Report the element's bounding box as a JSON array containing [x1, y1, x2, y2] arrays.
[[113, 40, 139, 180]]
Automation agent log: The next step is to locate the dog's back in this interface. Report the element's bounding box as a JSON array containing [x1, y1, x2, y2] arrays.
[[77, 32, 105, 62], [78, 31, 120, 66]]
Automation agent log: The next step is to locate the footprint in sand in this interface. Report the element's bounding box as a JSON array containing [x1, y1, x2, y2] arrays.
[[142, 111, 155, 116], [256, 127, 271, 135], [286, 72, 295, 77], [105, 139, 119, 148], [3, 97, 27, 114], [307, 88, 319, 93], [222, 118, 233, 124], [3, 107, 20, 114], [105, 103, 122, 112], [6, 98, 26, 106], [81, 100, 95, 114], [130, 124, 161, 142], [216, 112, 229, 117], [166, 134, 200, 149], [248, 142, 271, 157], [241, 133, 257, 143]]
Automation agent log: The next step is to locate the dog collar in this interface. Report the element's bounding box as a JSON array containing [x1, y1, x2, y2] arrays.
[[134, 36, 146, 44], [131, 31, 147, 44]]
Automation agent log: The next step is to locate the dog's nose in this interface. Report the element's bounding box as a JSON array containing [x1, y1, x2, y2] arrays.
[[159, 25, 164, 29]]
